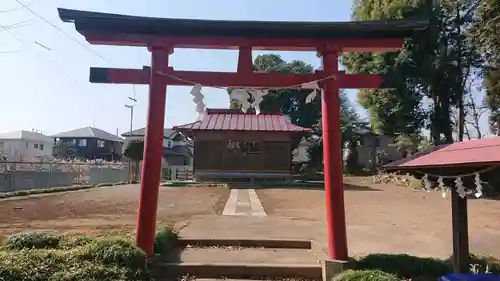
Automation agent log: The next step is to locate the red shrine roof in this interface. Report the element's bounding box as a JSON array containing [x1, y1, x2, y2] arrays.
[[58, 8, 429, 42], [384, 136, 500, 170], [174, 109, 312, 133]]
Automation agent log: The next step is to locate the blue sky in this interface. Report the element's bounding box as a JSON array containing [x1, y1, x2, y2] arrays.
[[0, 0, 362, 136], [0, 0, 490, 138]]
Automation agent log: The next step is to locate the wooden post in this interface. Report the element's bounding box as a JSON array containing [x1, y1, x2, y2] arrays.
[[136, 46, 171, 256], [320, 46, 348, 261], [451, 185, 469, 273]]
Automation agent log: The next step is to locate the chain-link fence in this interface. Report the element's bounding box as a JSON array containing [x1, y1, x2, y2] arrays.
[[0, 161, 131, 192]]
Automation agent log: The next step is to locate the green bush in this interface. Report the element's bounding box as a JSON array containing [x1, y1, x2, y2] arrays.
[[356, 254, 452, 278], [0, 249, 69, 281], [0, 249, 143, 281], [6, 232, 61, 250], [154, 227, 178, 254], [0, 232, 155, 281], [62, 236, 97, 248], [48, 262, 132, 281], [79, 238, 148, 272], [333, 269, 398, 281]]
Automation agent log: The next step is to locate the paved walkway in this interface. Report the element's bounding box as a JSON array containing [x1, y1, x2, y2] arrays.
[[222, 189, 267, 217]]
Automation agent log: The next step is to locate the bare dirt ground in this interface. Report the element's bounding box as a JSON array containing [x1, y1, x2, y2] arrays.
[[0, 185, 230, 238], [256, 176, 500, 258]]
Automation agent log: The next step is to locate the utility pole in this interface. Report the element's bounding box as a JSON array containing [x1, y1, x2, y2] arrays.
[[125, 88, 138, 182], [124, 91, 138, 135]]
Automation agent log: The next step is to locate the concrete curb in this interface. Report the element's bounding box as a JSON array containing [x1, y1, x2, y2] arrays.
[[175, 238, 312, 249], [157, 262, 322, 279]]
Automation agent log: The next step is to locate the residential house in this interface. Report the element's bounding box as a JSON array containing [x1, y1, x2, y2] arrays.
[[121, 127, 192, 167], [0, 130, 54, 162], [52, 127, 124, 161]]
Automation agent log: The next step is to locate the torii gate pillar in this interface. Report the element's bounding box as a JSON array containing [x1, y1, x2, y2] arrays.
[[320, 46, 348, 260], [135, 46, 172, 255]]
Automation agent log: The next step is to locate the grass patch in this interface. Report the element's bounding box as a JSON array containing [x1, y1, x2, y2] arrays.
[[0, 229, 178, 281], [353, 253, 500, 279], [356, 254, 452, 278], [154, 227, 178, 255], [6, 232, 61, 250], [0, 182, 129, 199], [334, 269, 398, 281]]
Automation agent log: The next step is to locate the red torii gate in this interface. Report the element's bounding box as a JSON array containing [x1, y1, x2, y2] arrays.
[[58, 8, 428, 260]]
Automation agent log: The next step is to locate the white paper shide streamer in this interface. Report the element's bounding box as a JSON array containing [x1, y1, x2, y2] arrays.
[[455, 177, 466, 198], [422, 174, 431, 191], [474, 173, 483, 198], [421, 172, 486, 199], [301, 81, 322, 104], [190, 83, 206, 119], [438, 176, 446, 198], [230, 89, 269, 114]]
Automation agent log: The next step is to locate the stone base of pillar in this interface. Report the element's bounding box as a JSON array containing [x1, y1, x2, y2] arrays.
[[322, 259, 352, 281]]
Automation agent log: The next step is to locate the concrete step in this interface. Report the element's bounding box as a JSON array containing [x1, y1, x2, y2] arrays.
[[154, 246, 322, 279], [156, 262, 322, 279], [174, 247, 320, 264], [192, 279, 319, 281], [175, 238, 312, 249]]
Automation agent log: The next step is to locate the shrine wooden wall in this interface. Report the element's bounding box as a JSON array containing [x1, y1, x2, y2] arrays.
[[191, 131, 292, 173]]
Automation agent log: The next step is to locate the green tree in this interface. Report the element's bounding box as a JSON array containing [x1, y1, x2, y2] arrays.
[[123, 138, 144, 182], [344, 0, 426, 138], [346, 0, 482, 145], [475, 0, 500, 135], [229, 54, 362, 170]]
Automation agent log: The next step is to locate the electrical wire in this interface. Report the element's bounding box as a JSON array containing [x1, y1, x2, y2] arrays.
[[0, 21, 102, 98], [14, 0, 116, 66], [13, 0, 138, 108]]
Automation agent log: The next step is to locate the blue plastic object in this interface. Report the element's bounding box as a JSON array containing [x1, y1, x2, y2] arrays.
[[440, 274, 500, 281]]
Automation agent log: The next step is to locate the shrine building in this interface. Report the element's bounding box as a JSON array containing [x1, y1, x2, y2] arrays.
[[174, 109, 312, 182]]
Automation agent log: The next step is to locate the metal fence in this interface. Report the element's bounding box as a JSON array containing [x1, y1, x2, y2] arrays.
[[0, 161, 195, 192], [0, 161, 131, 192]]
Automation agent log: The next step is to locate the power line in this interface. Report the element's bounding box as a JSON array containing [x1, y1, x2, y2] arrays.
[[0, 20, 32, 30], [0, 49, 20, 54], [14, 0, 139, 106], [14, 0, 116, 66], [0, 21, 101, 97], [0, 2, 31, 13]]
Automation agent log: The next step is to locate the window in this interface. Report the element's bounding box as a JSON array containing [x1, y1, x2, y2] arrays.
[[64, 139, 77, 145], [97, 140, 105, 148], [78, 139, 87, 147], [40, 144, 44, 150], [26, 142, 29, 148], [0, 142, 3, 149], [34, 143, 38, 149]]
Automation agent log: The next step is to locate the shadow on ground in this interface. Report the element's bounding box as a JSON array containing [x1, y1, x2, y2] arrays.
[[228, 182, 381, 191]]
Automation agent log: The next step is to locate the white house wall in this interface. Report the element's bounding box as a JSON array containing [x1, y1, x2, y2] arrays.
[[0, 139, 54, 162]]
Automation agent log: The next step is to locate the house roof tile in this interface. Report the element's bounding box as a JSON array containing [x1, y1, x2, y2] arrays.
[[53, 127, 124, 142], [122, 128, 174, 138], [174, 109, 312, 133]]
